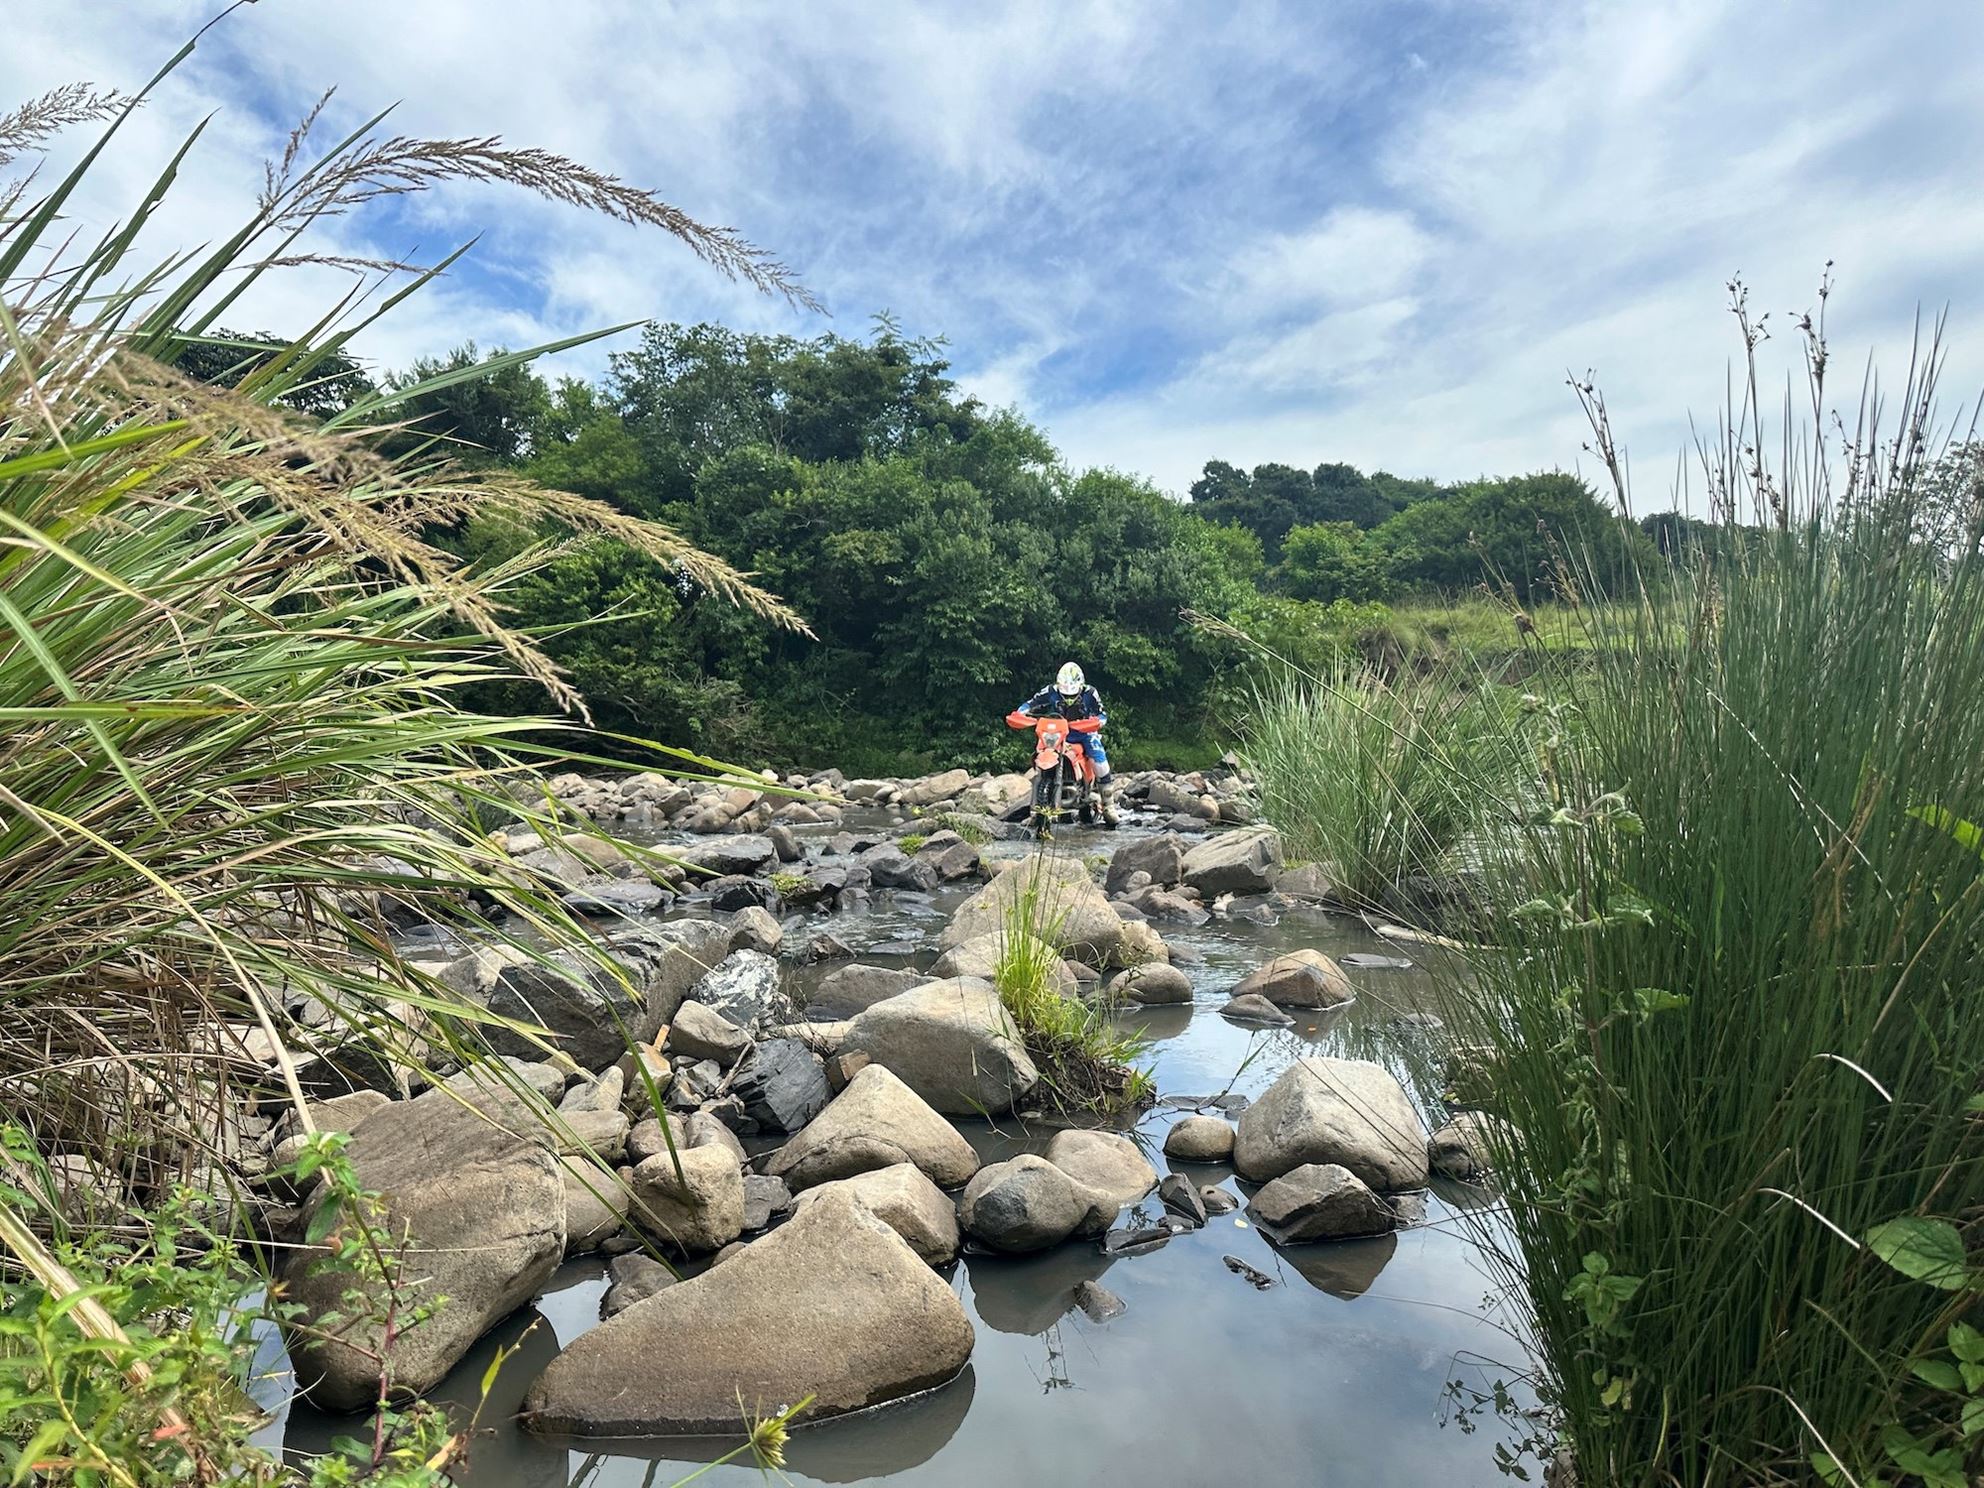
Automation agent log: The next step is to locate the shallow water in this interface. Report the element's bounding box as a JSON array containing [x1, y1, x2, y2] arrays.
[[282, 814, 1537, 1485]]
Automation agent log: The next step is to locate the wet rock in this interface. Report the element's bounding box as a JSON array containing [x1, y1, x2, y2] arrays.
[[1429, 1111, 1512, 1179], [864, 846, 939, 891], [726, 905, 783, 956], [1201, 1186, 1240, 1215], [900, 767, 971, 808], [942, 856, 1123, 967], [840, 978, 1039, 1116], [792, 1162, 960, 1265], [1219, 993, 1295, 1026], [741, 1173, 793, 1232], [522, 1191, 975, 1435], [766, 824, 803, 863], [629, 1144, 745, 1255], [1247, 1162, 1395, 1243], [1072, 1279, 1126, 1323], [601, 1252, 676, 1317], [687, 950, 787, 1032], [1181, 826, 1282, 896], [1105, 832, 1187, 893], [1158, 1173, 1208, 1227], [283, 1085, 564, 1412], [731, 1038, 830, 1134], [1101, 1224, 1172, 1256], [1044, 1129, 1157, 1210], [1223, 1254, 1276, 1289], [931, 930, 1076, 995], [679, 836, 777, 877], [663, 1001, 751, 1068], [705, 876, 779, 914], [764, 1064, 979, 1191], [1233, 1057, 1430, 1190], [803, 930, 856, 963], [1148, 777, 1218, 820], [562, 879, 669, 916], [1106, 963, 1192, 1005], [1231, 949, 1354, 1010], [1163, 1114, 1236, 1162], [1133, 888, 1211, 926], [1341, 952, 1414, 970], [959, 1154, 1116, 1253], [914, 833, 983, 881]]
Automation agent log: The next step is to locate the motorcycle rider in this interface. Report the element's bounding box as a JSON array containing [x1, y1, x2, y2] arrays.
[[1012, 662, 1118, 828]]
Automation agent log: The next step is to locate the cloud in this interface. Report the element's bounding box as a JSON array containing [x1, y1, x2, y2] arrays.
[[4, 0, 1982, 509]]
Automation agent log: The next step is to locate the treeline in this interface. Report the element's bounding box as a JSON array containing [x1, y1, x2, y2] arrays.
[[194, 322, 1665, 772]]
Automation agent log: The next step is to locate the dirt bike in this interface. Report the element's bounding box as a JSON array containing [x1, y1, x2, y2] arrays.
[[1006, 710, 1100, 838]]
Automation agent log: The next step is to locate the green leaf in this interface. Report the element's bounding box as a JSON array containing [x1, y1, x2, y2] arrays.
[[1964, 1092, 1984, 1113], [1629, 987, 1690, 1016], [1948, 1322, 1984, 1364], [304, 1201, 344, 1246], [1907, 803, 1984, 856], [1910, 1358, 1963, 1391], [1961, 1397, 1984, 1441], [1866, 1217, 1972, 1290]]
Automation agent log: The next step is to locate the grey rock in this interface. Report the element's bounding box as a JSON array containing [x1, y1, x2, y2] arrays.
[[1072, 1279, 1125, 1323], [1247, 1162, 1395, 1243], [1233, 1057, 1430, 1190], [839, 978, 1039, 1116], [629, 1144, 744, 1254], [1105, 963, 1192, 1005], [1044, 1128, 1157, 1210], [941, 856, 1123, 967], [1158, 1173, 1208, 1227], [1181, 826, 1283, 896], [792, 1163, 960, 1265], [601, 1252, 676, 1317], [1105, 832, 1187, 894], [741, 1173, 793, 1232], [1219, 993, 1296, 1026], [1201, 1185, 1240, 1215], [959, 1154, 1116, 1253], [522, 1191, 974, 1435], [764, 1064, 979, 1191], [766, 824, 803, 863], [811, 963, 925, 1016], [679, 836, 777, 877], [931, 931, 1076, 995], [725, 905, 783, 956], [731, 1038, 830, 1133], [663, 1001, 751, 1068], [687, 950, 788, 1032], [1163, 1114, 1236, 1162], [1231, 949, 1354, 1009], [1429, 1111, 1512, 1180]]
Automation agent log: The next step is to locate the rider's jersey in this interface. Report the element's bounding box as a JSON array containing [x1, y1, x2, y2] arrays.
[[1015, 684, 1106, 727]]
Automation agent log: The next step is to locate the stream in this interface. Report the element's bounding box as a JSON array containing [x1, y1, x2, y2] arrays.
[[280, 812, 1538, 1485]]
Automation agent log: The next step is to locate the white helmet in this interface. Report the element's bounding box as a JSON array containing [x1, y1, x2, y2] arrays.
[[1056, 662, 1086, 698]]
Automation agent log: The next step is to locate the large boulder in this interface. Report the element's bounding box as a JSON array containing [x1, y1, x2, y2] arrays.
[[628, 1145, 745, 1254], [811, 963, 927, 1016], [791, 1163, 960, 1265], [283, 1087, 563, 1411], [1162, 1115, 1235, 1162], [1105, 963, 1192, 1005], [1105, 833, 1187, 894], [1429, 1111, 1512, 1179], [480, 953, 646, 1072], [521, 1191, 973, 1435], [1180, 826, 1283, 897], [679, 836, 777, 877], [899, 768, 971, 809], [839, 978, 1038, 1116], [958, 1154, 1117, 1253], [930, 931, 1076, 995], [940, 856, 1121, 966], [1233, 1057, 1430, 1190], [1230, 949, 1354, 1009], [764, 1064, 979, 1191], [686, 950, 788, 1033], [616, 919, 738, 1035], [1246, 1162, 1395, 1243], [1044, 1129, 1156, 1210]]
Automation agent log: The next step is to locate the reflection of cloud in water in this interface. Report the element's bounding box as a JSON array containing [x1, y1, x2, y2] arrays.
[[1112, 1000, 1191, 1042], [963, 1244, 1118, 1336], [555, 1367, 976, 1486], [1273, 1231, 1399, 1299]]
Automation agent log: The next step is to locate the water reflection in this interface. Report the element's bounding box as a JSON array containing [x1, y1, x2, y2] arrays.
[[1274, 1232, 1400, 1300], [961, 1246, 1117, 1337]]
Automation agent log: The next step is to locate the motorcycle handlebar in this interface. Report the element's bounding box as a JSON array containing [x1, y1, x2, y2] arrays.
[[1005, 711, 1100, 733]]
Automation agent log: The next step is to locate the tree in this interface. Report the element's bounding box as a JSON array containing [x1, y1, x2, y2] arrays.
[[174, 328, 373, 417], [1280, 520, 1391, 601], [387, 343, 552, 464]]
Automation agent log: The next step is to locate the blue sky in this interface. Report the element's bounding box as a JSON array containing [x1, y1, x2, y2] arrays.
[[7, 0, 1984, 505]]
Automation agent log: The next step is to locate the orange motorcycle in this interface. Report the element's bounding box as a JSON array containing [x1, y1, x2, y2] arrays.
[[1006, 710, 1101, 837]]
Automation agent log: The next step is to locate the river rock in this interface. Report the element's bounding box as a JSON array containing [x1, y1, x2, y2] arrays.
[[726, 905, 783, 956], [1044, 1129, 1157, 1209], [679, 836, 777, 877], [839, 978, 1039, 1116], [958, 1154, 1116, 1252], [687, 950, 787, 1033], [663, 1001, 751, 1067], [283, 1086, 564, 1411], [931, 930, 1077, 995], [1219, 993, 1295, 1025], [1201, 1185, 1240, 1214], [741, 1173, 793, 1232], [1429, 1111, 1512, 1179], [1148, 777, 1218, 820], [1247, 1162, 1395, 1243], [1105, 832, 1187, 894], [1111, 918, 1170, 969], [1231, 949, 1354, 1009], [731, 1038, 830, 1133], [1073, 1279, 1126, 1323], [556, 1109, 631, 1163], [1134, 888, 1210, 926], [629, 1144, 745, 1254], [1163, 1114, 1236, 1161], [812, 963, 926, 1016], [941, 856, 1122, 967], [1277, 863, 1337, 902], [601, 1253, 676, 1317], [764, 1064, 979, 1191], [1181, 826, 1282, 896], [558, 1067, 625, 1115], [865, 846, 939, 892], [1233, 1057, 1430, 1190], [522, 1190, 974, 1435], [563, 1165, 629, 1254], [792, 1163, 960, 1265], [629, 1111, 746, 1168], [1158, 1173, 1208, 1227], [900, 768, 971, 808]]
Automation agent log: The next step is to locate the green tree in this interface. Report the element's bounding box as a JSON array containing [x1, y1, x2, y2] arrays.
[[388, 343, 552, 464], [1280, 520, 1392, 601]]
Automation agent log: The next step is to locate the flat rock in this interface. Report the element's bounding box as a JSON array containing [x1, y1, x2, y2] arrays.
[[1163, 1115, 1236, 1162], [522, 1191, 974, 1435], [1231, 949, 1354, 1009], [1181, 826, 1282, 896], [1247, 1162, 1395, 1243], [678, 836, 777, 877], [792, 1163, 960, 1265], [811, 963, 926, 1016], [1233, 1057, 1430, 1190], [662, 1001, 751, 1068], [839, 978, 1039, 1116], [764, 1064, 979, 1191]]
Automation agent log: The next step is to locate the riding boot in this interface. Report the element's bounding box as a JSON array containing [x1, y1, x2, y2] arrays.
[[1097, 775, 1120, 829]]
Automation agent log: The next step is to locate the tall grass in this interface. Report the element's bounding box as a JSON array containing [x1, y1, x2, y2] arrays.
[[1242, 660, 1516, 915], [1, 33, 803, 1483], [1448, 297, 1984, 1485]]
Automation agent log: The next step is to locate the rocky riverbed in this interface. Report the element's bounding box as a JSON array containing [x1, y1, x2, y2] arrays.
[[214, 767, 1533, 1483]]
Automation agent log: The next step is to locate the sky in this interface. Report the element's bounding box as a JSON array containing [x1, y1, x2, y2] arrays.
[[6, 0, 1984, 506]]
